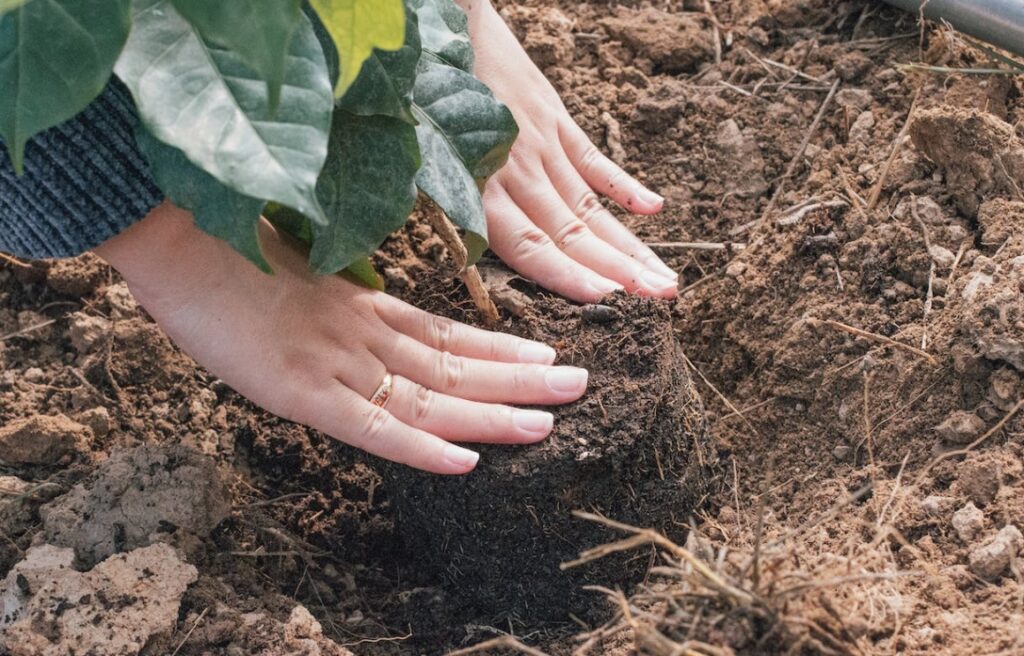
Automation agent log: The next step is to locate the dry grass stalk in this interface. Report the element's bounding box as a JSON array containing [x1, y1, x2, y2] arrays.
[[866, 87, 921, 209], [447, 636, 551, 656], [808, 318, 938, 365]]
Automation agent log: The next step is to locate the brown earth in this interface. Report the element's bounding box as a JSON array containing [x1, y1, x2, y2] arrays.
[[3, 0, 1024, 654]]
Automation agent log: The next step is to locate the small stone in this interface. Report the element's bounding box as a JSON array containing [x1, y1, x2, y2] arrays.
[[934, 411, 985, 445], [726, 261, 748, 278], [76, 407, 113, 438], [957, 458, 1001, 507], [0, 476, 31, 496], [67, 312, 111, 354], [848, 110, 875, 144], [961, 272, 994, 302], [929, 245, 956, 269], [0, 414, 89, 465], [969, 525, 1024, 580], [832, 444, 852, 460], [835, 88, 873, 111], [951, 502, 985, 542], [103, 282, 137, 319], [22, 367, 45, 383], [988, 369, 1021, 412], [921, 495, 954, 516]]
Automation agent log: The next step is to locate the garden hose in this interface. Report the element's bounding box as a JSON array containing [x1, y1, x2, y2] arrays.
[[882, 0, 1024, 58]]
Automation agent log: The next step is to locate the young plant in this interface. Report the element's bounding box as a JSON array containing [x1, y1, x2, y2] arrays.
[[0, 0, 517, 287]]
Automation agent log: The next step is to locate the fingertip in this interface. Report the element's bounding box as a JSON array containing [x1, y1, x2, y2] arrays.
[[442, 443, 480, 474], [513, 409, 554, 441], [643, 254, 679, 280], [583, 278, 624, 303], [518, 341, 557, 365]]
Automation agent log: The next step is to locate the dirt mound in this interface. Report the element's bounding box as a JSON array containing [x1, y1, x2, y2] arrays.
[[41, 445, 229, 567]]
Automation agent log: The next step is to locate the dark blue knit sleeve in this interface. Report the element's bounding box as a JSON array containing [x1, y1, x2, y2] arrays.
[[0, 77, 164, 259]]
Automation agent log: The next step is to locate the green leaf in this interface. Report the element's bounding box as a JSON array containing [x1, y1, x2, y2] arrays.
[[338, 9, 420, 123], [263, 204, 385, 290], [309, 112, 420, 275], [0, 0, 131, 172], [0, 0, 27, 17], [115, 0, 332, 225], [136, 127, 270, 273], [412, 59, 517, 265], [407, 0, 472, 70], [341, 257, 385, 290], [171, 0, 303, 111], [309, 0, 405, 98]]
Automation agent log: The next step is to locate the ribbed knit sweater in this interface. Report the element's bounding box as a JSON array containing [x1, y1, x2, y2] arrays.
[[0, 78, 163, 259]]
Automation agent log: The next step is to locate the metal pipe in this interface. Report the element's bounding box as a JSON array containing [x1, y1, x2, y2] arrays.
[[882, 0, 1024, 58]]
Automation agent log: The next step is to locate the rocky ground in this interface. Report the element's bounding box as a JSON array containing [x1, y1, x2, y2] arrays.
[[3, 0, 1024, 654]]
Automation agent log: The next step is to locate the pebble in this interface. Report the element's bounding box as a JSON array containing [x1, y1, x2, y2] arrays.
[[969, 525, 1023, 580], [951, 502, 985, 542], [920, 495, 954, 517], [934, 410, 985, 445], [67, 312, 111, 354], [832, 444, 852, 460], [725, 261, 748, 278], [929, 245, 955, 269]]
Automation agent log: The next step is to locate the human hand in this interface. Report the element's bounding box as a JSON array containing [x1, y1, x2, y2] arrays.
[[94, 202, 589, 474], [462, 1, 678, 303]]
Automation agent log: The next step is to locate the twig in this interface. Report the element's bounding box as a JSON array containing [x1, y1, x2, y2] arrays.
[[421, 198, 500, 325], [703, 0, 722, 65], [647, 241, 745, 252], [170, 607, 209, 656], [447, 636, 550, 656], [0, 319, 56, 342], [681, 352, 758, 436], [896, 63, 1024, 76], [758, 79, 841, 226], [776, 199, 848, 226], [917, 398, 1024, 483], [808, 318, 938, 365], [945, 240, 969, 290], [0, 252, 32, 269], [867, 87, 921, 209], [910, 197, 935, 350]]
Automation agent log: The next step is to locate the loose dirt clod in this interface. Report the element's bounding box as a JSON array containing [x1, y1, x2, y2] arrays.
[[934, 410, 985, 445], [600, 8, 713, 73], [41, 445, 229, 567], [44, 253, 107, 297], [0, 543, 196, 656], [968, 525, 1023, 581], [0, 414, 89, 466], [951, 502, 985, 542]]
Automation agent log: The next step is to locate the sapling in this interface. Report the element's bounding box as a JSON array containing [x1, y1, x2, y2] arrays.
[[0, 0, 516, 313]]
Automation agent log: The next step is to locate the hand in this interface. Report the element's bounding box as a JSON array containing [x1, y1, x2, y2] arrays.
[[462, 1, 678, 303], [94, 202, 589, 474]]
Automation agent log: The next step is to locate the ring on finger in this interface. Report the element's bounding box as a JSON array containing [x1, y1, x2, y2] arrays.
[[370, 373, 394, 409]]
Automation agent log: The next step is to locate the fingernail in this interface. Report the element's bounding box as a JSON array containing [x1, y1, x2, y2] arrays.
[[544, 367, 589, 394], [635, 187, 664, 207], [518, 342, 557, 364], [645, 254, 679, 280], [586, 279, 623, 300], [639, 269, 678, 293], [444, 444, 479, 471], [513, 410, 554, 437]]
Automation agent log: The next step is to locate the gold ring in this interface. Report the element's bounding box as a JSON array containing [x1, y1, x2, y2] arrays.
[[370, 373, 393, 408]]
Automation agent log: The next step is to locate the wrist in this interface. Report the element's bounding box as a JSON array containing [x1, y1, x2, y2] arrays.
[[93, 201, 229, 308]]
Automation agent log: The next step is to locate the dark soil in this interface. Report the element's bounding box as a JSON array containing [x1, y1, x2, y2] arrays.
[[382, 289, 714, 631], [3, 0, 1024, 654]]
